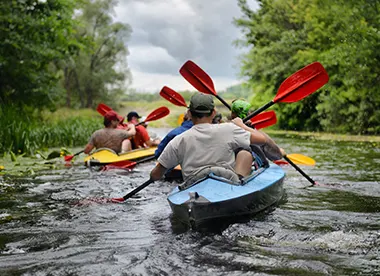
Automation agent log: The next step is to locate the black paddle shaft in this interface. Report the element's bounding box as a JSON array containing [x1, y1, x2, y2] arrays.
[[74, 150, 85, 157], [243, 101, 275, 123], [122, 179, 154, 200], [283, 155, 316, 185], [215, 95, 231, 110]]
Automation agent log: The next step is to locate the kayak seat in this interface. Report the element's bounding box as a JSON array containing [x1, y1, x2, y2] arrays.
[[178, 165, 267, 191]]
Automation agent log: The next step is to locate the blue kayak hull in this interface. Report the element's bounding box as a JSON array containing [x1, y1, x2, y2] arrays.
[[167, 163, 285, 227]]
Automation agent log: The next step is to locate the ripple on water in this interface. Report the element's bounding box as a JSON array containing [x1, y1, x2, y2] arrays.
[[1, 133, 380, 275]]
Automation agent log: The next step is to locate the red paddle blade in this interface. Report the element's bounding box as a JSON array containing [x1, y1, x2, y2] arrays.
[[274, 62, 329, 103], [144, 106, 170, 122], [64, 155, 74, 162], [101, 160, 137, 171], [274, 160, 289, 166], [160, 86, 187, 107], [111, 197, 125, 203], [111, 160, 137, 167], [250, 110, 277, 129], [96, 103, 112, 116], [179, 60, 216, 95], [96, 103, 124, 122]]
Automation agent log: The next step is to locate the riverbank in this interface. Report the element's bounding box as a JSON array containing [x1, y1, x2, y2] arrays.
[[266, 130, 380, 144]]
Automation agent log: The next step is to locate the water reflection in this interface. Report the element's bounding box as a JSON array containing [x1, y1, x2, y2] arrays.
[[0, 130, 379, 275]]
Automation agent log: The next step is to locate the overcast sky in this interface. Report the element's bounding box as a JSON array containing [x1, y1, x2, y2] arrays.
[[114, 0, 259, 92]]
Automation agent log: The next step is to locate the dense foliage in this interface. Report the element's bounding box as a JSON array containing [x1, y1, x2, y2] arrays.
[[0, 0, 77, 108], [234, 0, 380, 134], [0, 0, 132, 154], [0, 0, 131, 111]]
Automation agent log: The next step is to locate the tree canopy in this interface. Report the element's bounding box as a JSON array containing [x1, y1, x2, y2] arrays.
[[0, 0, 131, 112], [234, 0, 380, 134], [0, 0, 78, 109]]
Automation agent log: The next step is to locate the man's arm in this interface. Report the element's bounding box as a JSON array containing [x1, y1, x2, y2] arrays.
[[84, 143, 94, 154], [150, 163, 168, 181], [232, 117, 284, 160], [125, 123, 136, 136], [145, 138, 161, 147], [137, 125, 160, 147], [231, 117, 266, 145], [259, 131, 285, 161]]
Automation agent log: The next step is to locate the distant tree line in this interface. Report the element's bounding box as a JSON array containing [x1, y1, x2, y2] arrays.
[[234, 0, 380, 134], [0, 0, 130, 113]]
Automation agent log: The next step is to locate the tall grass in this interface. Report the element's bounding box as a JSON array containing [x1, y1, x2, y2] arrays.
[[0, 106, 102, 155]]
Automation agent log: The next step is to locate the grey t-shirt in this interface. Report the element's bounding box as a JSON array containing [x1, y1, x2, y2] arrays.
[[88, 128, 132, 153], [158, 123, 251, 183]]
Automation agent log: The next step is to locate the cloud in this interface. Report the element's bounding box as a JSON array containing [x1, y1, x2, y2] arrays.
[[130, 70, 241, 92], [128, 45, 178, 73], [114, 0, 259, 91]]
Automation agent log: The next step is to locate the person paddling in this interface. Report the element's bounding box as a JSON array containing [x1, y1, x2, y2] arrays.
[[84, 111, 136, 155], [150, 93, 271, 185], [127, 111, 161, 149]]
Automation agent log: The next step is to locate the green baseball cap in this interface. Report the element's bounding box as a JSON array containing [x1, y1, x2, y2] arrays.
[[189, 93, 215, 113], [231, 99, 251, 119]]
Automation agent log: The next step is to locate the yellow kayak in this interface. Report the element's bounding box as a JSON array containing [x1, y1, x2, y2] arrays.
[[84, 147, 157, 166]]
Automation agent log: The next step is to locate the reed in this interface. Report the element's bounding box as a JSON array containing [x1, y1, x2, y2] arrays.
[[0, 106, 102, 155]]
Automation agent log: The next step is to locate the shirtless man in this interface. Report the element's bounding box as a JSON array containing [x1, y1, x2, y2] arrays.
[[84, 111, 136, 154]]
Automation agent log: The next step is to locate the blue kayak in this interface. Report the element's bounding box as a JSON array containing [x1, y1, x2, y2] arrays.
[[167, 163, 285, 227]]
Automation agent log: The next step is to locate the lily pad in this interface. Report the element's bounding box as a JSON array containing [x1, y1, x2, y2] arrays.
[[47, 150, 61, 160]]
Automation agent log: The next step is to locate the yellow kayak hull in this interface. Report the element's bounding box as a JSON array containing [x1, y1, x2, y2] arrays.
[[84, 147, 157, 166]]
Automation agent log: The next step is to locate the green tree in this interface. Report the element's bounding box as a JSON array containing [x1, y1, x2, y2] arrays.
[[62, 0, 132, 108], [0, 0, 78, 109], [234, 0, 380, 134]]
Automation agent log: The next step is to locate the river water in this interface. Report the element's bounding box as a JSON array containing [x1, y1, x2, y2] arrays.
[[0, 129, 379, 275]]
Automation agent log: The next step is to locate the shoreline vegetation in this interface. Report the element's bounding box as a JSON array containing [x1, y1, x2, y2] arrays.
[[0, 104, 378, 176], [1, 103, 379, 158], [266, 130, 380, 144]]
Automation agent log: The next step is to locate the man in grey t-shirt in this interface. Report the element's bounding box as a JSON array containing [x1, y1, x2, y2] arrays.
[[150, 93, 269, 184]]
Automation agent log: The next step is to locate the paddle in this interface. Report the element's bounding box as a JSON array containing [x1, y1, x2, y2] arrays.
[[283, 155, 317, 185], [101, 160, 137, 171], [286, 153, 315, 165], [242, 112, 318, 186], [96, 103, 124, 122], [161, 85, 277, 130], [64, 150, 84, 162], [96, 103, 112, 115], [97, 104, 169, 127], [135, 106, 170, 126], [273, 153, 315, 166], [179, 61, 231, 109], [273, 153, 317, 185], [179, 60, 329, 122], [160, 86, 187, 107], [249, 110, 277, 130], [111, 178, 155, 203], [244, 62, 328, 122]]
